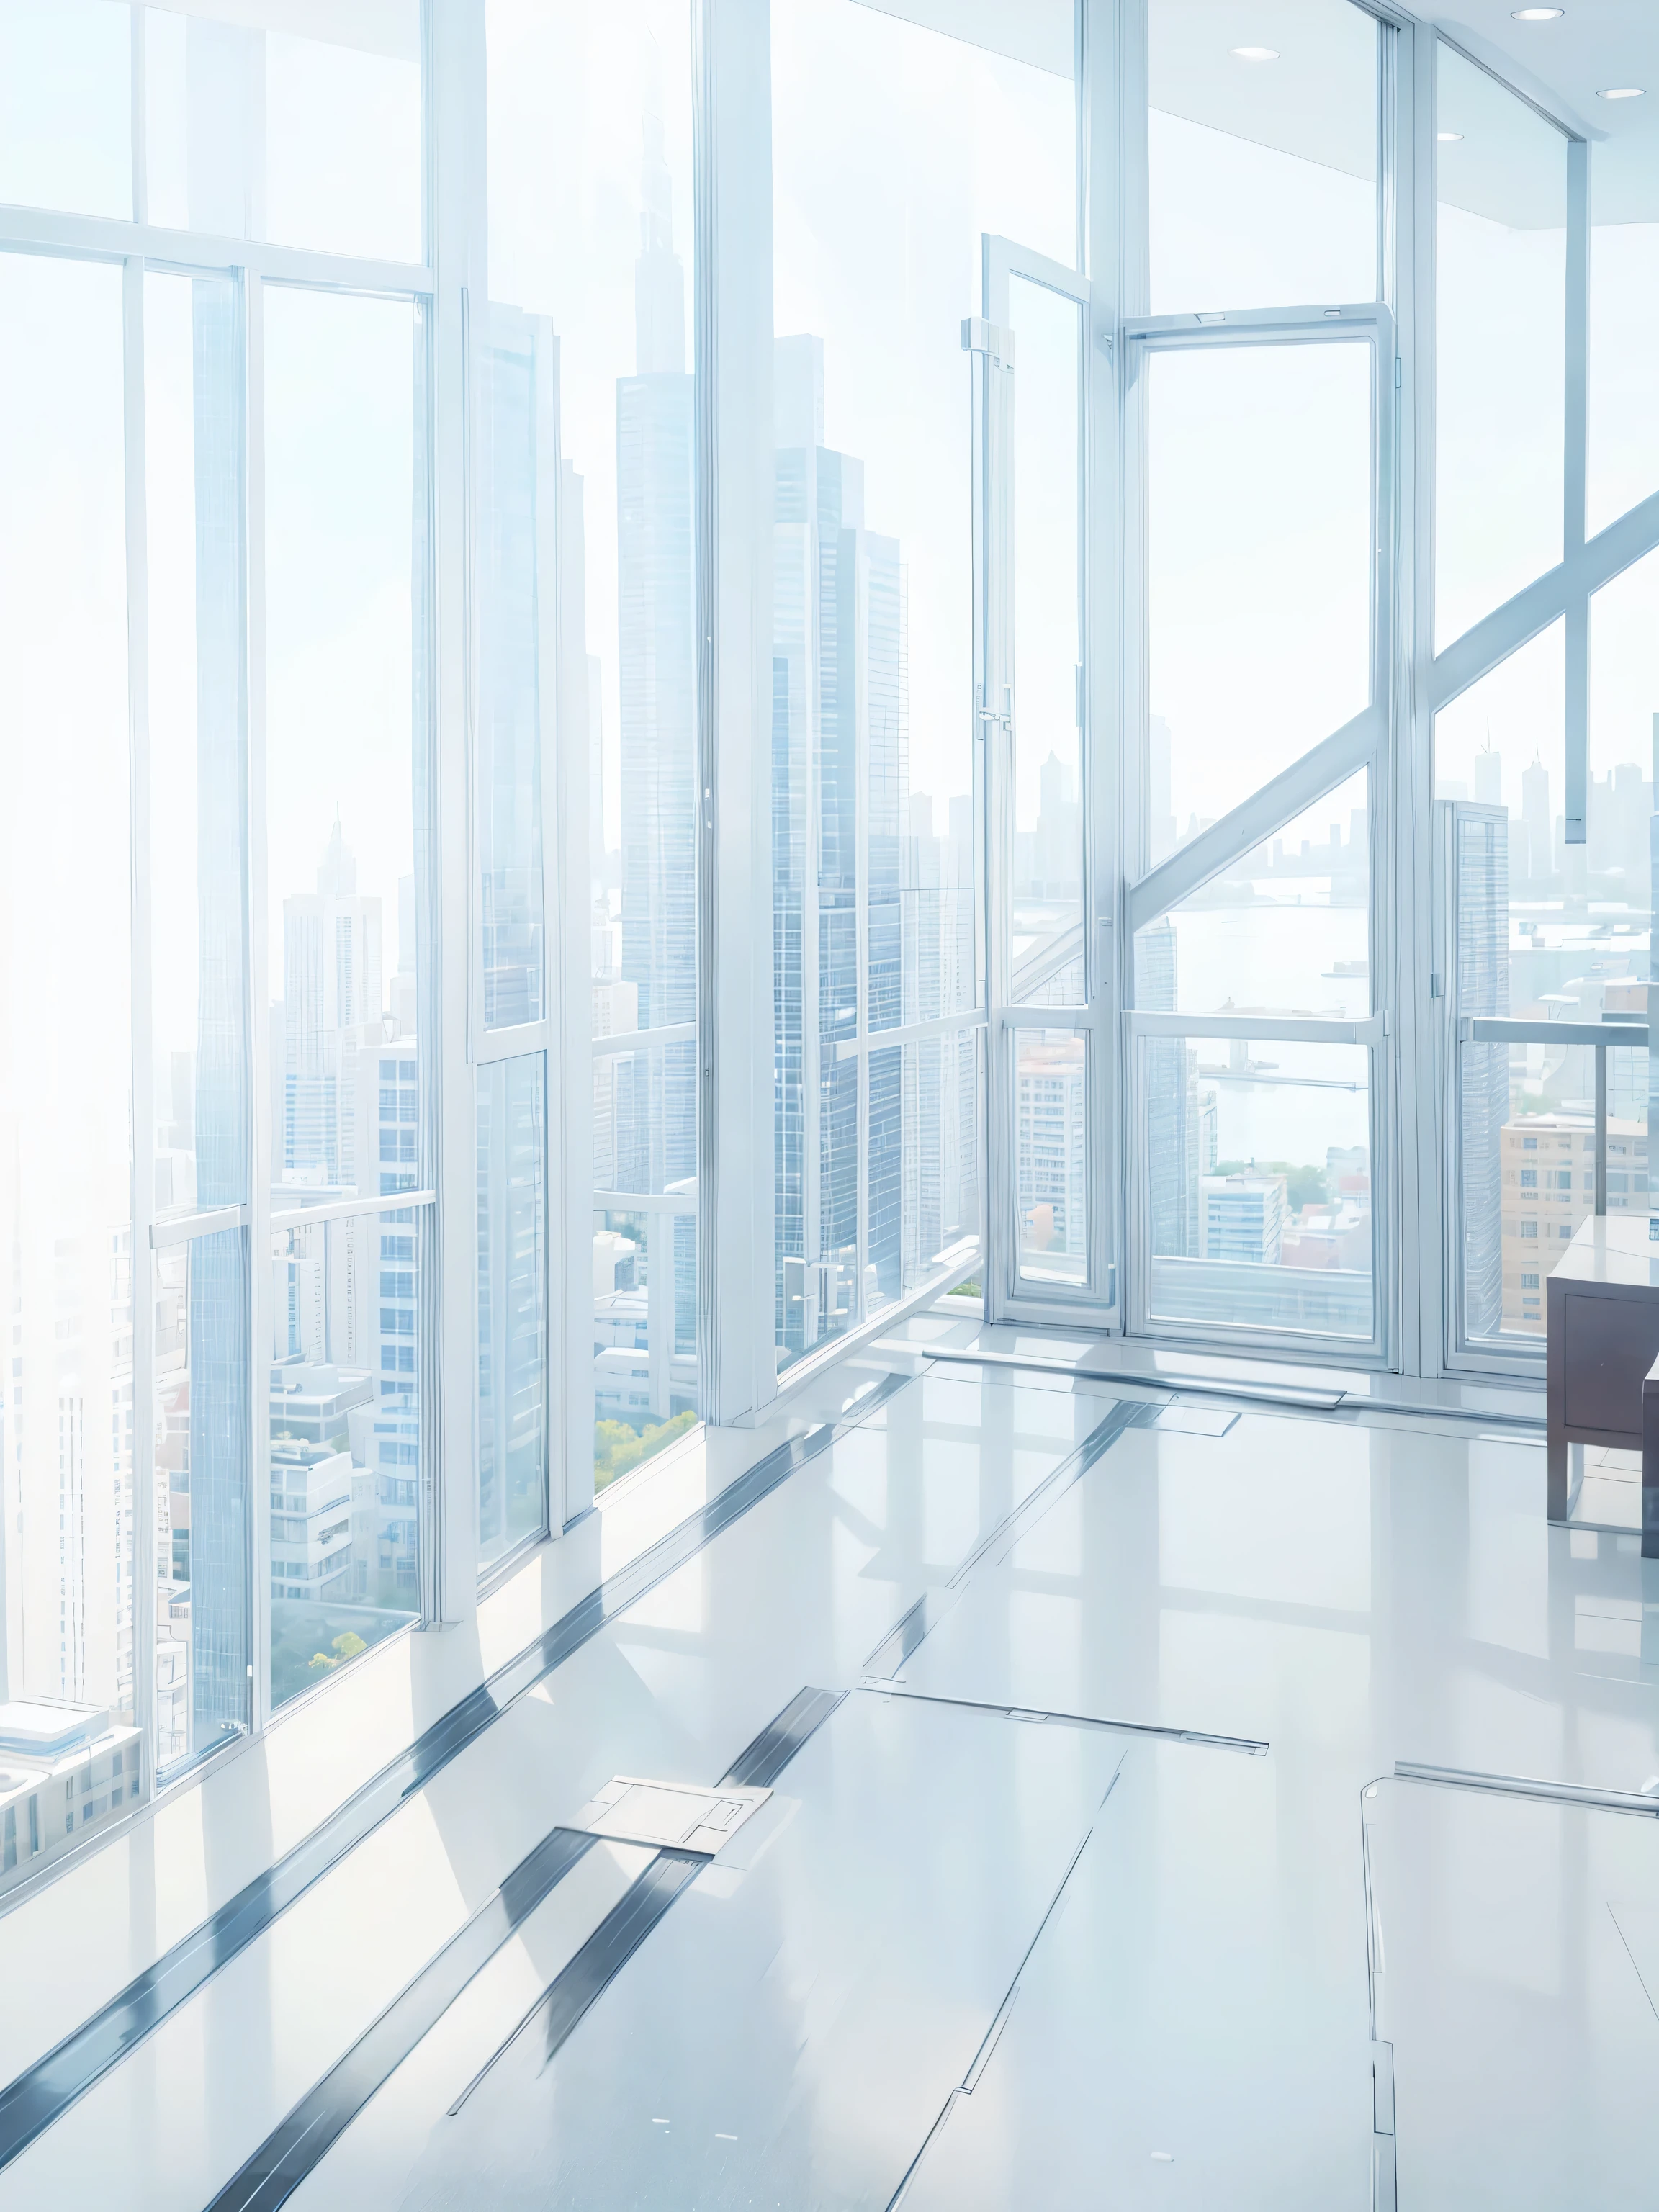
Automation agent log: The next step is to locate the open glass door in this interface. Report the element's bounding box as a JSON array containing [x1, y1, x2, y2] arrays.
[[971, 235, 1105, 1320]]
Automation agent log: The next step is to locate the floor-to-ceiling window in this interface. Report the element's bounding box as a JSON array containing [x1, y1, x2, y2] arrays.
[[0, 249, 138, 1796], [6, 0, 1659, 1915], [0, 0, 431, 1889], [1432, 40, 1658, 1365], [768, 0, 1076, 1366], [1125, 0, 1388, 1354], [484, 0, 701, 1495]]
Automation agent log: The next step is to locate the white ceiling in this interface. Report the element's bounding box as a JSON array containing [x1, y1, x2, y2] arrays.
[[1150, 0, 1659, 223], [1434, 3, 1659, 220]]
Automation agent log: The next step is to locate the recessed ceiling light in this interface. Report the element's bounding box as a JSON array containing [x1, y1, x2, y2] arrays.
[[1511, 7, 1563, 20], [1437, 130, 1464, 142], [1597, 86, 1646, 99], [1230, 45, 1280, 61]]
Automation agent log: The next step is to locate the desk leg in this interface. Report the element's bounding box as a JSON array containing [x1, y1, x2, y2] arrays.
[[1644, 1372, 1659, 1560], [1547, 1427, 1570, 1524]]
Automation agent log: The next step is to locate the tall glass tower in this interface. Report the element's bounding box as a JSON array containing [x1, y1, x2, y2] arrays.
[[616, 119, 698, 1369], [772, 336, 910, 1354], [1455, 806, 1509, 1337]]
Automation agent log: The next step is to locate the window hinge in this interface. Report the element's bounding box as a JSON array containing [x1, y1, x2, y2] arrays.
[[1395, 356, 1403, 387], [976, 683, 1012, 734], [961, 316, 1015, 369], [1430, 972, 1443, 998]]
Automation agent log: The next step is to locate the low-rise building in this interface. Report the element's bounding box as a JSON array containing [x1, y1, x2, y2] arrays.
[[0, 1700, 143, 1898], [1500, 1112, 1648, 1334]]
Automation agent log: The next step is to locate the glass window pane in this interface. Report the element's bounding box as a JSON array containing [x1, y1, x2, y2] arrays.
[[1434, 616, 1565, 1012], [485, 0, 699, 1487], [145, 271, 250, 1223], [1588, 544, 1658, 974], [0, 0, 131, 219], [269, 1210, 420, 1706], [158, 1226, 252, 1770], [1147, 340, 1372, 830], [1010, 274, 1084, 1006], [592, 1199, 696, 1494], [1015, 1028, 1087, 1287], [908, 1028, 984, 1297], [477, 313, 548, 1031], [860, 1031, 983, 1322], [143, 4, 422, 263], [1136, 769, 1370, 1020], [1149, 0, 1377, 315], [264, 287, 421, 1214], [1590, 136, 1659, 538], [1461, 1043, 1647, 1346], [1436, 42, 1566, 648], [0, 255, 145, 1871], [770, 0, 1064, 1362], [477, 1056, 547, 1573], [1143, 1035, 1372, 1339], [1447, 552, 1658, 1351], [868, 1045, 903, 1315]]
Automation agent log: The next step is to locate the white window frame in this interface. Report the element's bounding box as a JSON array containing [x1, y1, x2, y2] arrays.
[[0, 0, 452, 1835], [1118, 302, 1398, 1363]]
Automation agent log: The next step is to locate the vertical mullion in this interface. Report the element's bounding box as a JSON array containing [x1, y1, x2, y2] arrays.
[[1376, 6, 1412, 1373], [692, 0, 719, 1416], [854, 536, 870, 1324], [1112, 0, 1149, 1331], [1402, 16, 1443, 1375], [415, 287, 446, 1619], [244, 266, 273, 1735], [431, 0, 485, 1610], [694, 0, 778, 1426], [1371, 305, 1398, 1368], [1563, 135, 1589, 845], [123, 255, 157, 1784], [130, 6, 148, 228], [1079, 0, 1119, 1313], [464, 283, 483, 1071], [545, 310, 593, 1529], [966, 325, 994, 1304], [982, 337, 1017, 1313], [804, 569, 822, 1339]]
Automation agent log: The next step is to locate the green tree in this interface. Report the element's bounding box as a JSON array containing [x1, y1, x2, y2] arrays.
[[308, 1629, 369, 1673], [593, 1408, 697, 1491]]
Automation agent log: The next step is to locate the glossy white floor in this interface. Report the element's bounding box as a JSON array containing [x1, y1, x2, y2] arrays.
[[4, 1321, 1656, 2211]]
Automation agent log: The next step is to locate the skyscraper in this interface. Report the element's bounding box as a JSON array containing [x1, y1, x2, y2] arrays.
[[616, 116, 698, 1374], [477, 303, 552, 1033], [1521, 753, 1550, 886], [281, 819, 384, 1194], [1455, 806, 1509, 1338], [772, 336, 930, 1353]]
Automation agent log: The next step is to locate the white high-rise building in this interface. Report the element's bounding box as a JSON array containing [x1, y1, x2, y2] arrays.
[[282, 819, 385, 1197]]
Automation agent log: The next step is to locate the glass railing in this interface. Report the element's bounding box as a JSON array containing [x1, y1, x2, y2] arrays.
[[1455, 1015, 1649, 1346]]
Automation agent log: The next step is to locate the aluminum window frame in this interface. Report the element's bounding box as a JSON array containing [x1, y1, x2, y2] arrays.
[[0, 0, 448, 1857], [1421, 30, 1659, 1379], [1118, 302, 1398, 1363], [976, 234, 1107, 1324]]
